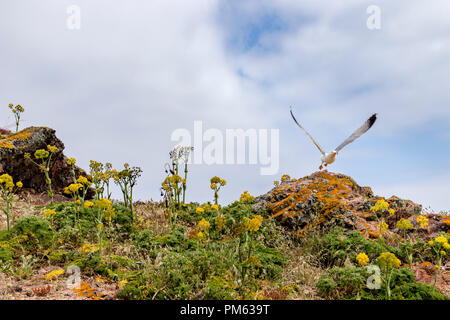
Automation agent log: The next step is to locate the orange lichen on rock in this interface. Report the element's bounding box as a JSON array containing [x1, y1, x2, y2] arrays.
[[72, 282, 105, 300], [0, 129, 31, 149], [0, 140, 15, 149], [443, 217, 450, 227], [6, 130, 31, 142], [267, 172, 363, 237], [255, 171, 421, 239]]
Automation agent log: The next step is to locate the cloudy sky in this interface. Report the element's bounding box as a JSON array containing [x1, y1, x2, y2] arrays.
[[1, 1, 449, 212]]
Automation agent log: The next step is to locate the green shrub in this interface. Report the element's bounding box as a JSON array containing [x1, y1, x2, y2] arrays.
[[0, 245, 13, 262], [11, 216, 54, 250], [315, 276, 337, 297], [46, 249, 68, 264], [391, 283, 449, 300], [254, 245, 287, 280], [313, 228, 399, 268]]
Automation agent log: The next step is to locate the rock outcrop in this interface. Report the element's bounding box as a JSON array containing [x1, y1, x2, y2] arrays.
[[0, 127, 87, 196], [253, 171, 448, 240]]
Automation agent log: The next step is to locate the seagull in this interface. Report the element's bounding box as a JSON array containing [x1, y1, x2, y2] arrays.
[[290, 107, 377, 170]]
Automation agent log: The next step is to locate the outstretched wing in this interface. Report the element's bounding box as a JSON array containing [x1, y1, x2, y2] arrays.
[[335, 113, 377, 152], [290, 107, 325, 155]]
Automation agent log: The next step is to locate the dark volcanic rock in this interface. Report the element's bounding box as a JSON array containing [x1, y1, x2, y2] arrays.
[[0, 127, 88, 196]]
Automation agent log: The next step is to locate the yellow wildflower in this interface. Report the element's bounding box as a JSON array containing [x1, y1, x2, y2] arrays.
[[378, 222, 389, 234], [84, 201, 94, 209], [197, 231, 206, 239], [396, 218, 413, 230], [211, 204, 219, 211], [65, 183, 83, 194], [0, 174, 15, 190], [47, 145, 59, 154], [377, 252, 401, 269], [43, 209, 56, 218], [195, 207, 205, 214], [79, 243, 99, 254], [67, 158, 76, 166], [45, 269, 65, 281], [239, 191, 255, 204], [94, 199, 112, 210], [416, 216, 429, 229], [198, 218, 210, 231], [370, 199, 390, 213], [77, 176, 91, 186], [244, 215, 263, 232], [434, 236, 448, 245], [356, 253, 369, 266]]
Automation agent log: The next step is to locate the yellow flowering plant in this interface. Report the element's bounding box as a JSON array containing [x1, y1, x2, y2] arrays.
[[161, 174, 184, 229], [79, 243, 100, 254], [45, 269, 64, 281], [238, 214, 264, 286], [195, 207, 205, 215], [416, 215, 429, 229], [8, 103, 25, 132], [25, 145, 60, 204], [64, 177, 90, 235], [91, 199, 116, 257], [239, 191, 255, 204], [377, 252, 401, 299], [428, 234, 449, 287], [0, 174, 23, 230], [396, 218, 414, 268], [210, 176, 226, 205], [67, 157, 77, 183], [163, 146, 193, 208], [113, 163, 142, 221], [356, 253, 369, 266], [198, 218, 210, 232], [89, 160, 110, 200], [103, 162, 113, 200], [43, 208, 57, 227], [370, 199, 394, 239]]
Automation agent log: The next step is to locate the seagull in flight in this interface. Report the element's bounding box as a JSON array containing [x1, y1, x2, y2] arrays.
[[290, 107, 377, 170]]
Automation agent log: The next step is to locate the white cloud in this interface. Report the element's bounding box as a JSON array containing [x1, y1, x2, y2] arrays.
[[0, 0, 449, 209]]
